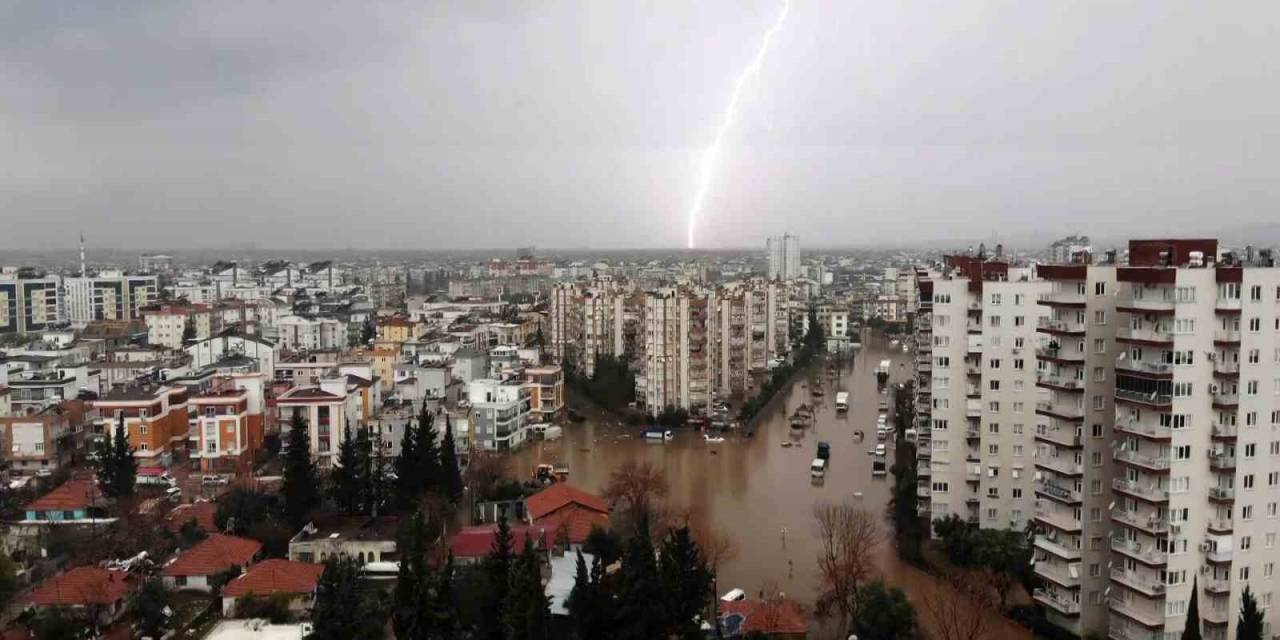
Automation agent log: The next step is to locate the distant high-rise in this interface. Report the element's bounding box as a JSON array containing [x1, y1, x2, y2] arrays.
[[1048, 234, 1091, 264], [766, 234, 800, 281]]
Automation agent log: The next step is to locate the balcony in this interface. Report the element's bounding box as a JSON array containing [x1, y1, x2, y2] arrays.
[[1036, 373, 1085, 392], [1116, 294, 1175, 315], [1211, 390, 1238, 409], [1038, 290, 1087, 308], [1110, 535, 1167, 565], [1111, 509, 1170, 535], [1114, 388, 1172, 407], [1117, 325, 1174, 345], [1037, 400, 1085, 421], [1033, 588, 1081, 615], [1112, 478, 1169, 503], [1202, 606, 1231, 626], [1208, 487, 1235, 503], [1205, 547, 1232, 564], [965, 427, 980, 439], [1109, 597, 1166, 629], [1115, 360, 1173, 377], [1036, 346, 1085, 364], [1110, 567, 1167, 598], [1035, 480, 1082, 504], [1034, 535, 1082, 561], [1037, 317, 1086, 336], [1035, 455, 1083, 477], [1203, 577, 1231, 594], [1035, 563, 1081, 589], [1212, 361, 1239, 377], [1113, 449, 1171, 472], [1109, 629, 1164, 640], [1206, 518, 1233, 533], [1035, 427, 1082, 448], [1035, 506, 1082, 533], [916, 486, 932, 499], [965, 362, 981, 376], [1114, 415, 1171, 440], [1208, 451, 1236, 471], [1210, 424, 1237, 440], [1213, 329, 1241, 345]]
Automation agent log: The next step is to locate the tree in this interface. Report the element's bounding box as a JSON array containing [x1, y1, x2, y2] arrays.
[[0, 551, 17, 610], [567, 550, 606, 640], [331, 427, 363, 514], [616, 516, 668, 640], [216, 488, 278, 535], [477, 515, 516, 640], [583, 524, 624, 567], [311, 556, 386, 640], [415, 402, 441, 494], [28, 607, 86, 640], [394, 421, 420, 511], [658, 526, 713, 635], [1238, 585, 1264, 640], [504, 533, 551, 640], [281, 412, 319, 529], [130, 578, 171, 640], [1184, 577, 1202, 640], [439, 415, 464, 503], [393, 510, 434, 640], [236, 593, 294, 623], [853, 581, 918, 640], [971, 528, 1034, 611], [94, 416, 137, 499], [888, 436, 923, 563], [360, 318, 376, 345], [604, 460, 670, 528], [431, 556, 458, 640], [920, 569, 997, 640], [813, 501, 882, 637]]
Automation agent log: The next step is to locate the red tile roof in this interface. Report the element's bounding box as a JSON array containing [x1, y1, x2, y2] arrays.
[[536, 506, 610, 545], [223, 559, 323, 598], [525, 483, 609, 521], [720, 599, 809, 635], [26, 480, 98, 512], [163, 534, 261, 577], [166, 502, 218, 533], [449, 524, 540, 558], [28, 567, 134, 606]]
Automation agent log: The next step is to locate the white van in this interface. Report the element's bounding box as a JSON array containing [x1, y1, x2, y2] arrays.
[[810, 458, 827, 478], [874, 443, 887, 457]]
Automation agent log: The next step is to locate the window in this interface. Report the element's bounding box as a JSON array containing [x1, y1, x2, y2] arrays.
[[1251, 285, 1263, 301], [1093, 339, 1106, 354], [1091, 424, 1104, 438], [1014, 293, 1024, 305], [1174, 445, 1191, 460], [989, 315, 1001, 328], [1014, 315, 1024, 327], [1250, 317, 1262, 332], [989, 380, 1000, 391], [1090, 479, 1103, 494], [1092, 367, 1105, 382], [990, 293, 1002, 305], [1095, 282, 1106, 295], [1176, 286, 1196, 303], [1094, 310, 1106, 325], [1092, 395, 1105, 410]]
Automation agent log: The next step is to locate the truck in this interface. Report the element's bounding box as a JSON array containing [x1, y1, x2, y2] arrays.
[[876, 360, 891, 386], [835, 392, 849, 412], [136, 468, 176, 487], [643, 428, 674, 441]]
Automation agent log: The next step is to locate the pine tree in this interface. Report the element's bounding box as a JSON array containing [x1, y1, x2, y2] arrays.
[[433, 555, 458, 640], [478, 514, 515, 640], [1183, 577, 1202, 640], [312, 556, 385, 640], [1238, 585, 1264, 640], [282, 413, 319, 529], [658, 526, 713, 635], [331, 427, 362, 514], [616, 517, 668, 640], [394, 421, 419, 512], [439, 415, 463, 503], [567, 550, 592, 637], [416, 402, 441, 494], [504, 533, 551, 640], [95, 416, 137, 499], [393, 510, 434, 640]]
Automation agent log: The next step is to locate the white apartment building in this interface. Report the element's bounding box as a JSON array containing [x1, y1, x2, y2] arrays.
[[915, 256, 1049, 534], [766, 234, 801, 282], [468, 379, 531, 451], [144, 304, 216, 350], [276, 315, 347, 352], [63, 273, 158, 326]]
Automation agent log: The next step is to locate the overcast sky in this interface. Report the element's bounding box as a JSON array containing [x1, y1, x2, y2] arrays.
[[4, 1, 1278, 251]]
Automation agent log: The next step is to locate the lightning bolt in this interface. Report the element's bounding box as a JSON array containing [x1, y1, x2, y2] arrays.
[[686, 0, 790, 249]]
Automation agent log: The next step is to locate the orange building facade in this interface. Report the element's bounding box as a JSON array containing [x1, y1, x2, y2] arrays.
[[189, 374, 266, 474], [93, 385, 190, 466]]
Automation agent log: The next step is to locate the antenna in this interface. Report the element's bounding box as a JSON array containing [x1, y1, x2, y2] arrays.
[[79, 232, 87, 277]]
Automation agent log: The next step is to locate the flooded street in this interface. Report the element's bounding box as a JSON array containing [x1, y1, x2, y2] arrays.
[[508, 332, 1030, 638]]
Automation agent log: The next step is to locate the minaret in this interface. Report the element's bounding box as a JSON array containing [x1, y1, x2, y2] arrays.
[[79, 233, 86, 277]]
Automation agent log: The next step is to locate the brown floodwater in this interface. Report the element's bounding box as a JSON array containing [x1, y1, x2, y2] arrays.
[[507, 332, 1030, 638]]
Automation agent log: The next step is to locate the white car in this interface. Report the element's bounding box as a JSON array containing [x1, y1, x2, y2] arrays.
[[875, 443, 887, 457]]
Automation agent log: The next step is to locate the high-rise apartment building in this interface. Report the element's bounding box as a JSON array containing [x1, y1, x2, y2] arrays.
[[63, 273, 158, 326], [0, 273, 62, 334], [767, 234, 801, 282], [914, 255, 1049, 533], [918, 239, 1280, 640]]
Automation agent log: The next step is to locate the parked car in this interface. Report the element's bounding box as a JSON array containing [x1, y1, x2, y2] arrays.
[[201, 475, 229, 487]]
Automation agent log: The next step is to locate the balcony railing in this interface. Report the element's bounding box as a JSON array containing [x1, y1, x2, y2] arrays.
[[1039, 290, 1087, 306], [1117, 295, 1175, 313], [1212, 391, 1238, 407], [1037, 400, 1085, 420], [1037, 347, 1085, 362], [1117, 325, 1174, 343], [1110, 535, 1167, 564], [1035, 506, 1082, 532], [1033, 588, 1081, 614], [1111, 508, 1170, 534], [1115, 388, 1172, 406], [1036, 373, 1084, 390], [1035, 562, 1081, 588], [1112, 478, 1169, 502], [1206, 547, 1232, 563], [1116, 360, 1173, 376], [1036, 481, 1082, 503], [1208, 452, 1236, 471], [1036, 456, 1083, 476], [1035, 427, 1082, 448], [1114, 415, 1171, 439], [1208, 487, 1236, 502], [1110, 567, 1167, 597], [1114, 449, 1171, 471], [1034, 535, 1082, 560], [1213, 329, 1241, 344], [1211, 424, 1238, 439], [1109, 597, 1166, 628], [1038, 317, 1086, 334]]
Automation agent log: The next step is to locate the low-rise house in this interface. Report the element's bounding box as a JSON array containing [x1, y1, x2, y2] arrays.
[[166, 501, 219, 534], [26, 567, 136, 625], [288, 515, 398, 566], [204, 619, 314, 640], [221, 559, 324, 618], [24, 479, 105, 523], [449, 523, 541, 566], [162, 533, 262, 592], [524, 483, 610, 549]]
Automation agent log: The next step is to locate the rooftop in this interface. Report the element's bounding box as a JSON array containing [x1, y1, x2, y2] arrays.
[[163, 534, 262, 577], [27, 480, 99, 512], [28, 567, 134, 606], [295, 515, 400, 543], [166, 502, 218, 533], [223, 559, 324, 598], [525, 483, 609, 521], [449, 523, 540, 558]]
